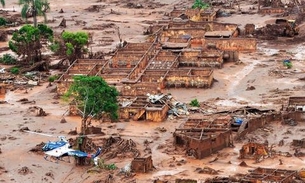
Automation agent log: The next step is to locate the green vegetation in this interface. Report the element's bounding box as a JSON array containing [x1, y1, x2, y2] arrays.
[[49, 42, 60, 52], [64, 76, 119, 134], [189, 99, 200, 107], [10, 67, 20, 75], [48, 75, 58, 83], [19, 0, 50, 27], [61, 31, 89, 62], [0, 54, 17, 65], [192, 0, 209, 9], [283, 60, 293, 69], [97, 159, 117, 170], [285, 62, 292, 69], [0, 17, 7, 26], [9, 24, 53, 63], [0, 0, 5, 7]]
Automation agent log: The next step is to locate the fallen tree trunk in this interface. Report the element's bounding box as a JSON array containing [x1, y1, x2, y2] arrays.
[[20, 61, 48, 73]]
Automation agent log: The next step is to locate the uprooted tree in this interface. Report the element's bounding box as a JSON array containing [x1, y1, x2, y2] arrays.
[[51, 31, 89, 63], [9, 24, 53, 64]]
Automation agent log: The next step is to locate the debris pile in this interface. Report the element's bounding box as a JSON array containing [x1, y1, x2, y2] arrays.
[[29, 142, 45, 155], [101, 136, 140, 159], [147, 93, 189, 117], [17, 98, 36, 104], [0, 166, 7, 175], [256, 24, 287, 39], [85, 5, 105, 12], [18, 166, 32, 175], [0, 30, 7, 42], [195, 166, 219, 174], [205, 176, 240, 183], [27, 106, 47, 116]]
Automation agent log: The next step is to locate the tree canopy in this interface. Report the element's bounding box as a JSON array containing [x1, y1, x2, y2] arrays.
[[192, 0, 209, 9], [19, 0, 50, 27], [61, 31, 89, 62], [9, 24, 53, 63], [1, 0, 5, 7], [65, 76, 119, 133]]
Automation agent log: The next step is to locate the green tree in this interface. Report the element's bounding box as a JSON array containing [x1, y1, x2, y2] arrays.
[[19, 0, 50, 27], [61, 31, 89, 62], [1, 0, 5, 7], [192, 0, 209, 9], [9, 24, 53, 63], [64, 76, 119, 134]]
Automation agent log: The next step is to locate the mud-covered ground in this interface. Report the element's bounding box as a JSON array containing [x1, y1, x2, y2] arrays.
[[1, 0, 305, 183]]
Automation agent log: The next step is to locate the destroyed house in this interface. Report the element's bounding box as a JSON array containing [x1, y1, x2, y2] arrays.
[[288, 96, 305, 111], [292, 138, 305, 148], [57, 59, 108, 94], [161, 20, 256, 53], [179, 49, 224, 68], [167, 21, 238, 33], [131, 156, 153, 173], [169, 8, 217, 22], [174, 117, 233, 159], [204, 31, 233, 38], [241, 167, 298, 183], [239, 142, 268, 160], [118, 95, 169, 122]]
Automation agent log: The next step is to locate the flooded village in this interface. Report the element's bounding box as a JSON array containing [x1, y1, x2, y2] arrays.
[[1, 0, 305, 182]]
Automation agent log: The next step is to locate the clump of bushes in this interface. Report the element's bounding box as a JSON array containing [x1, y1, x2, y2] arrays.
[[48, 75, 59, 83], [190, 99, 200, 107], [10, 67, 20, 75], [0, 17, 7, 26], [0, 54, 18, 65], [192, 0, 209, 9]]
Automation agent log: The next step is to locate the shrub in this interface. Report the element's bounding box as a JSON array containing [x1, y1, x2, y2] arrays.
[[48, 75, 58, 82], [10, 67, 20, 75], [0, 17, 7, 26], [50, 42, 60, 53], [0, 54, 17, 65], [192, 0, 209, 9], [190, 99, 200, 107], [283, 60, 292, 69]]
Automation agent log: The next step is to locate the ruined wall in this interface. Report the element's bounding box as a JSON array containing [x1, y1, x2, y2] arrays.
[[119, 107, 143, 120], [168, 21, 237, 32], [236, 113, 282, 139], [175, 130, 232, 159], [131, 156, 153, 173], [120, 83, 161, 96], [259, 8, 285, 14], [146, 105, 169, 122], [161, 29, 206, 39], [285, 111, 305, 122], [196, 131, 232, 158], [165, 69, 213, 88], [179, 50, 223, 68], [204, 38, 257, 51]]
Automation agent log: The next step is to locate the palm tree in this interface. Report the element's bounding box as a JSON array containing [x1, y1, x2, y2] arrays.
[[19, 0, 50, 27], [0, 0, 5, 7]]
